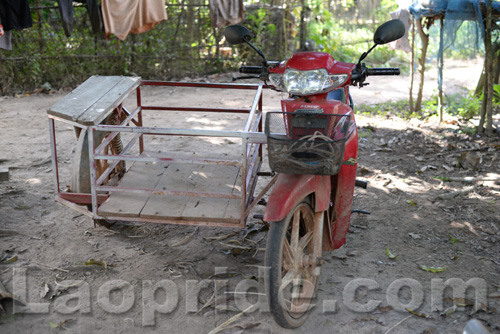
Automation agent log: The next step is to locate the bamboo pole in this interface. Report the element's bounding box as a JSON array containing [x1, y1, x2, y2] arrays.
[[479, 0, 493, 135], [409, 17, 415, 113], [438, 18, 444, 123], [415, 18, 429, 114]]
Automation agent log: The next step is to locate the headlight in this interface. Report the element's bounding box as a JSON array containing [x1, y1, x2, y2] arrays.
[[269, 69, 348, 96]]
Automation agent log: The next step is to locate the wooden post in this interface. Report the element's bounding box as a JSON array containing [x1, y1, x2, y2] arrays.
[[299, 0, 306, 50], [415, 18, 429, 114], [438, 17, 444, 123], [409, 17, 415, 113], [479, 0, 494, 135]]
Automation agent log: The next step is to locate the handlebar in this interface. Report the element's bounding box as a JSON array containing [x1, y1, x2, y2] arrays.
[[366, 67, 400, 76], [239, 66, 265, 74]]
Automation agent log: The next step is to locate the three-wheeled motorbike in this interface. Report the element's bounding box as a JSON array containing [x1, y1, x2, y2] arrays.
[[224, 19, 405, 328], [47, 18, 405, 330]]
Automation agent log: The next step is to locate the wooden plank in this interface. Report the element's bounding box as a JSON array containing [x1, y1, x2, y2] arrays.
[[224, 156, 261, 220], [77, 76, 141, 126], [181, 164, 241, 221], [0, 167, 9, 181], [98, 161, 162, 217], [47, 76, 124, 122], [140, 162, 200, 220]]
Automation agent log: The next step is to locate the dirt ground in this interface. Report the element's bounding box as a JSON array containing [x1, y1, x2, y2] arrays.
[[1, 59, 499, 334]]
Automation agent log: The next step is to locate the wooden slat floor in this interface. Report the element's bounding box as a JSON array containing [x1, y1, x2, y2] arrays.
[[98, 158, 246, 224]]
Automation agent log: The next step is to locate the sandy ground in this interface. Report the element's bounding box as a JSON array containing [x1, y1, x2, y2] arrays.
[[1, 59, 499, 334]]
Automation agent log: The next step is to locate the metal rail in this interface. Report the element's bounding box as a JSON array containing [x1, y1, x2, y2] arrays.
[[48, 80, 272, 228]]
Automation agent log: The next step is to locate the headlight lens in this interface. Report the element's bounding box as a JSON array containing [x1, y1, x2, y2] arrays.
[[269, 69, 348, 96]]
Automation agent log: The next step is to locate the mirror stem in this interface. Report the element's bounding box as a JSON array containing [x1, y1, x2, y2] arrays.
[[357, 43, 378, 68], [245, 37, 268, 67]]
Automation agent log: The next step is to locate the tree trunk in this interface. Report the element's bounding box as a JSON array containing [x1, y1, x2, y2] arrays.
[[299, 0, 306, 50], [415, 18, 429, 114], [438, 18, 444, 123], [409, 17, 415, 113], [479, 0, 494, 135]]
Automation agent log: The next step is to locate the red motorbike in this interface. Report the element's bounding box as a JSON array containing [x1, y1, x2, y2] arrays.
[[225, 19, 405, 328]]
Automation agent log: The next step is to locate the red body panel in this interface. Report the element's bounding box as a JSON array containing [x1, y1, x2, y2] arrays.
[[264, 96, 358, 249], [264, 52, 358, 250], [330, 120, 358, 249], [263, 174, 331, 222], [270, 52, 356, 77]]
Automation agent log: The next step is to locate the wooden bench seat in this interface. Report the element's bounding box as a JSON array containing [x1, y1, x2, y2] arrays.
[[47, 76, 141, 126]]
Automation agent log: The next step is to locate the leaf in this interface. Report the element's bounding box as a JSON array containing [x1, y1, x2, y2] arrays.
[[440, 305, 457, 317], [434, 176, 451, 182], [49, 319, 74, 329], [419, 265, 446, 273], [449, 235, 460, 244], [41, 283, 51, 299], [405, 307, 432, 318], [2, 255, 18, 264], [84, 259, 107, 271], [343, 157, 357, 165], [406, 199, 417, 206], [385, 247, 398, 259]]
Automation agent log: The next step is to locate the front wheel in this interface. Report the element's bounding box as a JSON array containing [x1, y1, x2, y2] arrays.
[[265, 200, 322, 328]]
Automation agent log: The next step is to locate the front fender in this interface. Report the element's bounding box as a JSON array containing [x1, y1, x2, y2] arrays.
[[264, 173, 330, 222]]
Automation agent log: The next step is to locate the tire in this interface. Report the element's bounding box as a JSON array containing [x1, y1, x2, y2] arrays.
[[265, 199, 322, 328], [71, 114, 126, 194]]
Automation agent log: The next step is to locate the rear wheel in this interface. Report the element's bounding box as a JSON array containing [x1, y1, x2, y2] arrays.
[[265, 199, 322, 328], [72, 113, 126, 193]]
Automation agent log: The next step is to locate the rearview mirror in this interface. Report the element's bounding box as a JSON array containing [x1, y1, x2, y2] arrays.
[[373, 19, 405, 45], [224, 25, 253, 45]]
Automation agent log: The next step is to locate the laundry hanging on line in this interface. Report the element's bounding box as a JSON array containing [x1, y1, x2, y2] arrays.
[[209, 0, 245, 28], [0, 17, 12, 50], [0, 0, 33, 31], [56, 0, 103, 37], [101, 0, 167, 41]]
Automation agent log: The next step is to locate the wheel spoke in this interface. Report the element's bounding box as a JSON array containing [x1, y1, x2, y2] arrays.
[[281, 270, 296, 290], [298, 231, 313, 250], [283, 239, 294, 269], [290, 209, 301, 250]]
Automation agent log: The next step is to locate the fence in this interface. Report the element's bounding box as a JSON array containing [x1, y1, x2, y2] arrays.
[[0, 0, 390, 95], [0, 1, 231, 94]]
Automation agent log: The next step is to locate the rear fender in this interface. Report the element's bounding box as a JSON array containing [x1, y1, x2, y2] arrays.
[[264, 174, 330, 222]]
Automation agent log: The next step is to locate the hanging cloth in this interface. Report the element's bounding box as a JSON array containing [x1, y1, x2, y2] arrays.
[[57, 0, 74, 37], [0, 17, 13, 50], [86, 0, 103, 35], [209, 0, 244, 28], [101, 0, 167, 41], [389, 7, 412, 53], [0, 0, 33, 31], [57, 0, 103, 37]]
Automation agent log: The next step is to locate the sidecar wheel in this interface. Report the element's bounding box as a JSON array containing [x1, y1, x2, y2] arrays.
[[72, 114, 126, 194], [265, 200, 321, 328]]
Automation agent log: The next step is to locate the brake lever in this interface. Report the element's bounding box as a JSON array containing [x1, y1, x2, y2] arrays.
[[232, 75, 260, 82]]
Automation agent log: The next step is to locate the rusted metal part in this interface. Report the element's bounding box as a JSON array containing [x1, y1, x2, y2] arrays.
[[92, 124, 267, 142], [48, 118, 61, 194], [141, 80, 262, 90], [95, 133, 142, 186], [98, 215, 245, 229], [97, 185, 242, 200], [244, 174, 278, 218], [244, 85, 263, 132], [58, 192, 108, 205], [141, 106, 252, 114]]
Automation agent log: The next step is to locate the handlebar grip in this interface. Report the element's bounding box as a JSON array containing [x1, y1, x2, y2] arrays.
[[366, 67, 400, 76], [239, 66, 264, 74]]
